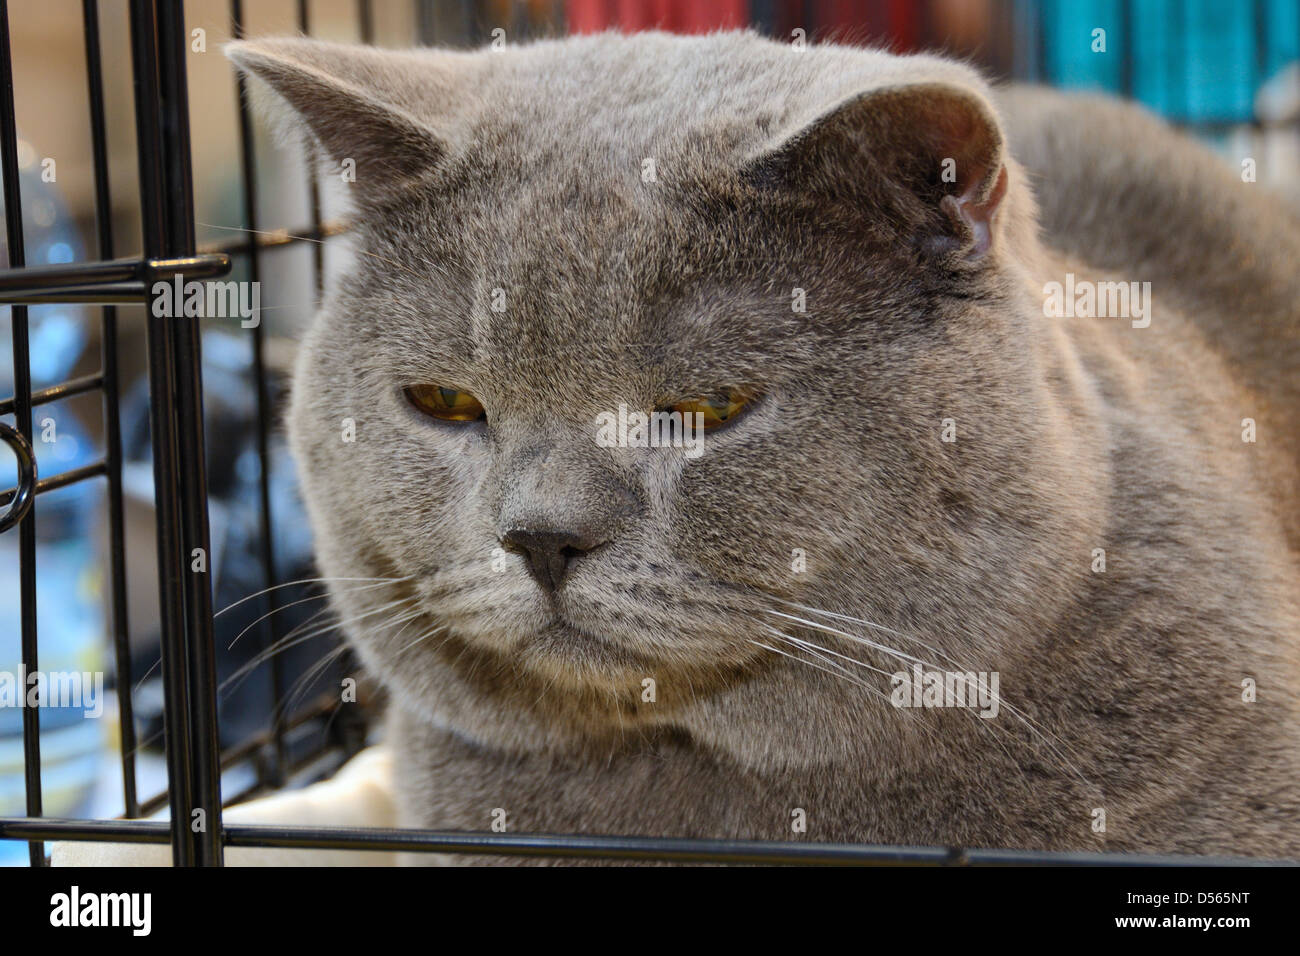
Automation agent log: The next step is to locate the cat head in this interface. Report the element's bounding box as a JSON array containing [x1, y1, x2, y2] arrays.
[[227, 32, 1099, 743]]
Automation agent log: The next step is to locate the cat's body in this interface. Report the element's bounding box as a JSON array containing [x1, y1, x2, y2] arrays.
[[228, 32, 1300, 862]]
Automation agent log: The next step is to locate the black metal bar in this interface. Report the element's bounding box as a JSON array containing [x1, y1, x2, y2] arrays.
[[358, 0, 374, 44], [0, 372, 102, 416], [0, 253, 231, 304], [82, 0, 137, 820], [0, 817, 1291, 867], [0, 818, 172, 845], [0, 0, 44, 868], [211, 828, 1289, 867], [0, 460, 107, 509], [0, 259, 140, 295], [0, 284, 170, 305], [0, 421, 35, 534], [1169, 0, 1185, 120], [1118, 0, 1133, 99], [157, 0, 224, 867], [233, 0, 288, 788], [129, 0, 211, 867], [460, 0, 478, 45], [415, 0, 437, 45], [1033, 0, 1048, 84], [1252, 0, 1268, 95], [296, 0, 325, 298]]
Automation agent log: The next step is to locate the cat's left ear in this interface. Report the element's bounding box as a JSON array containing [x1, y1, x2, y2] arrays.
[[225, 38, 451, 203], [742, 82, 1008, 259]]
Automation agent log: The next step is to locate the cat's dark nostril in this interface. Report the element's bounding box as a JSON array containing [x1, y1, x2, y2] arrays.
[[501, 528, 603, 593]]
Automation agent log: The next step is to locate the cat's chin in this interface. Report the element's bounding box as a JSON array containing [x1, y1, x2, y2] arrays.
[[519, 617, 663, 683]]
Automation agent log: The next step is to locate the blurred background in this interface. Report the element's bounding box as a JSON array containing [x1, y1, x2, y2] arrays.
[[2, 0, 1298, 865]]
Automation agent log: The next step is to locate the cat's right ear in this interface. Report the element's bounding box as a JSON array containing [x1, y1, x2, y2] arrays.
[[740, 82, 1008, 260], [225, 38, 448, 203]]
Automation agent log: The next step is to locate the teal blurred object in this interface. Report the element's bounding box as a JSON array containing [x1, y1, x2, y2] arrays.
[[1, 145, 104, 866], [1036, 0, 1300, 123]]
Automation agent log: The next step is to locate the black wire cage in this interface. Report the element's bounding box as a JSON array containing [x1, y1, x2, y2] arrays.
[[0, 0, 1295, 868]]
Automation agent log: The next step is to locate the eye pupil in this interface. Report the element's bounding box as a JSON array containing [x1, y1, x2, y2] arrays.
[[705, 397, 733, 420]]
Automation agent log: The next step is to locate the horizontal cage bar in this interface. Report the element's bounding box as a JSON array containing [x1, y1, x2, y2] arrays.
[[0, 254, 231, 305], [0, 818, 1289, 867]]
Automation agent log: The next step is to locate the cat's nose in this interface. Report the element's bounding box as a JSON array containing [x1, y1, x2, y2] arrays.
[[501, 528, 605, 593]]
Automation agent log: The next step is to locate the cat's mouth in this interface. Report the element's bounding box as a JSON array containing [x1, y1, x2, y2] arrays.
[[400, 560, 774, 687]]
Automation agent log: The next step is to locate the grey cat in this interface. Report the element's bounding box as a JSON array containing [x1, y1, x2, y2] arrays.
[[226, 30, 1300, 863]]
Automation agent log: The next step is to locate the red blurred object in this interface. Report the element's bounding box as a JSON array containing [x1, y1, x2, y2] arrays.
[[812, 0, 919, 50], [678, 0, 746, 32], [887, 0, 919, 51], [568, 0, 748, 34], [565, 0, 918, 50], [567, 0, 610, 33]]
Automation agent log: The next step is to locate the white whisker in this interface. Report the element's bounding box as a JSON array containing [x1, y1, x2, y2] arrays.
[[215, 575, 411, 619], [773, 604, 1092, 786], [226, 578, 400, 650]]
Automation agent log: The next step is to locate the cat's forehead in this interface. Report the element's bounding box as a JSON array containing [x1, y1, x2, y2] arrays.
[[392, 161, 745, 321], [436, 34, 969, 176], [439, 199, 732, 358]]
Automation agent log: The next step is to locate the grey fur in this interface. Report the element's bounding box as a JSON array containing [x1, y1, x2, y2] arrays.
[[226, 31, 1300, 862]]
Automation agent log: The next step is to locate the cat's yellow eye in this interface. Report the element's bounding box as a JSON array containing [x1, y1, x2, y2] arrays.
[[404, 384, 486, 422], [669, 387, 758, 430]]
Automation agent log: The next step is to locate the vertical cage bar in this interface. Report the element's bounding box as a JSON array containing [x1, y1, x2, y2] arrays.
[[461, 0, 479, 44], [296, 0, 325, 296], [130, 0, 193, 866], [359, 0, 374, 44], [1014, 0, 1043, 84], [416, 0, 437, 44], [1119, 0, 1133, 99], [157, 0, 223, 865], [128, 0, 222, 866], [1034, 0, 1048, 85], [1169, 0, 1185, 121], [82, 0, 139, 820], [1251, 0, 1267, 106], [231, 0, 288, 786], [0, 0, 44, 867]]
